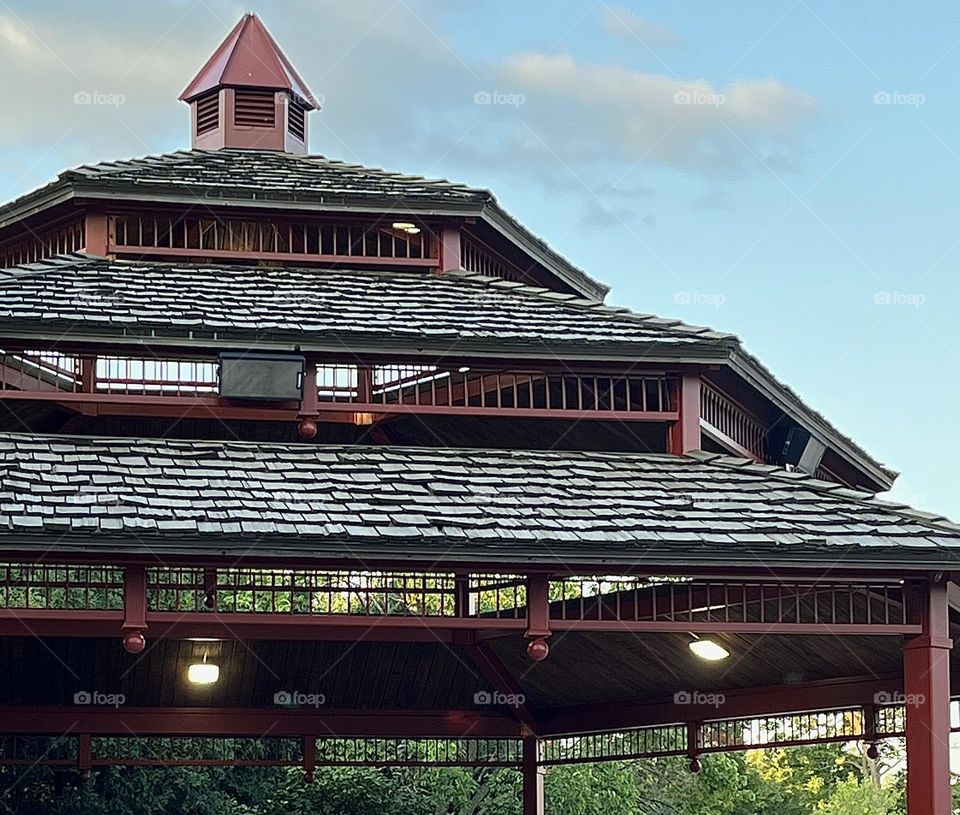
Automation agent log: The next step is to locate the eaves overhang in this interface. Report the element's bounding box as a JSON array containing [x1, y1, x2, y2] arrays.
[[0, 533, 957, 573]]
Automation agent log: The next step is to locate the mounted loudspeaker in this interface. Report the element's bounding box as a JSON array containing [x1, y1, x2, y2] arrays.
[[778, 426, 827, 475], [218, 352, 305, 401]]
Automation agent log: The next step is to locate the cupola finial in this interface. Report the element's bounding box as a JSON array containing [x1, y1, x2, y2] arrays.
[[179, 13, 320, 154]]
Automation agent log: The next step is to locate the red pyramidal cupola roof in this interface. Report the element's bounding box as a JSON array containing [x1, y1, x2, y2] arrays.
[[180, 13, 319, 109]]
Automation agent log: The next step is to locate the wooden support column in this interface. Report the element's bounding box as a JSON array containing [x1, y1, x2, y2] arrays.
[[77, 734, 91, 781], [522, 734, 544, 815], [302, 735, 316, 784], [439, 226, 461, 272], [83, 212, 110, 257], [669, 374, 701, 455], [904, 578, 953, 815]]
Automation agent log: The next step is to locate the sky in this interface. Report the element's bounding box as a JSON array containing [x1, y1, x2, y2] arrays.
[[1, 0, 959, 516]]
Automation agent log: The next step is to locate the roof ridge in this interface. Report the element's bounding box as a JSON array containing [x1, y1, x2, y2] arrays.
[[685, 449, 960, 535], [65, 150, 199, 180], [298, 154, 486, 193]]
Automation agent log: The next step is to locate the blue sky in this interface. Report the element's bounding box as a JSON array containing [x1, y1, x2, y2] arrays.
[[2, 0, 960, 515]]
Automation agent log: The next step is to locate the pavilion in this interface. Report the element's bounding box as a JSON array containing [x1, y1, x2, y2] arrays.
[[0, 13, 957, 814]]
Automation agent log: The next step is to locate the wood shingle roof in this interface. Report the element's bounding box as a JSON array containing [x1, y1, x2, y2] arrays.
[[0, 433, 953, 567]]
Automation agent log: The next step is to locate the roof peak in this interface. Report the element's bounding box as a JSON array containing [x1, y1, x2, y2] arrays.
[[180, 14, 319, 154], [180, 13, 318, 107]]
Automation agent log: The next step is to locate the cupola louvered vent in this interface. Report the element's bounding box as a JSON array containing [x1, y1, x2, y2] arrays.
[[234, 90, 276, 128], [287, 100, 306, 141], [195, 92, 219, 135], [181, 13, 320, 153]]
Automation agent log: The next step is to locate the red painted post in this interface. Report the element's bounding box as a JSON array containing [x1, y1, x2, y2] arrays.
[[78, 734, 91, 781], [439, 227, 461, 272], [522, 734, 544, 815], [904, 578, 953, 815], [83, 212, 110, 257], [668, 374, 701, 455]]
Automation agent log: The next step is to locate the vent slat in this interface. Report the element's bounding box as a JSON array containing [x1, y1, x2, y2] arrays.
[[234, 90, 276, 128], [288, 101, 306, 141], [195, 93, 219, 135]]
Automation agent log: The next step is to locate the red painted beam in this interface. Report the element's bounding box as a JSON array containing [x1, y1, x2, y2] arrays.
[[549, 620, 919, 636], [109, 244, 440, 268], [0, 609, 526, 642], [0, 387, 678, 425], [0, 706, 522, 739]]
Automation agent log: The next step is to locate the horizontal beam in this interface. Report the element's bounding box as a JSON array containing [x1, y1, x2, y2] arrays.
[[0, 609, 526, 642], [0, 608, 916, 642], [537, 675, 901, 737], [549, 619, 920, 636], [0, 706, 522, 739], [109, 244, 441, 268], [0, 389, 677, 425]]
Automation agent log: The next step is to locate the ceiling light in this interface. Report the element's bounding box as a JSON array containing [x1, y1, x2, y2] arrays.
[[392, 222, 420, 234], [688, 638, 729, 662], [187, 655, 220, 685]]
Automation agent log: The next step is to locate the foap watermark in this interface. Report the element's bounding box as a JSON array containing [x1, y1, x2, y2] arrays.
[[874, 690, 926, 708], [274, 690, 326, 708], [474, 690, 526, 709], [74, 690, 125, 708], [674, 690, 725, 709], [66, 484, 122, 507], [873, 290, 925, 307], [74, 90, 126, 108], [674, 290, 725, 307], [873, 90, 926, 108], [674, 90, 725, 108], [473, 90, 526, 108]]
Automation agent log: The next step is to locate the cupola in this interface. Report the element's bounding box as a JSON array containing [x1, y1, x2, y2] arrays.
[[179, 13, 320, 154]]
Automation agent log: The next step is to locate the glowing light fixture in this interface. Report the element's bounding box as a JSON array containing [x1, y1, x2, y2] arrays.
[[392, 221, 420, 234], [187, 654, 220, 685], [688, 638, 729, 662]]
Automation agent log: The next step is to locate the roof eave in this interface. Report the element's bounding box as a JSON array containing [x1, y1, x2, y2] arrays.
[[0, 533, 956, 572], [478, 200, 609, 302], [0, 320, 735, 362], [727, 347, 897, 492]]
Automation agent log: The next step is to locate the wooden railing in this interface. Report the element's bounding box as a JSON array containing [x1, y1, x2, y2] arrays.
[[0, 219, 85, 268], [700, 383, 768, 461], [108, 214, 439, 267]]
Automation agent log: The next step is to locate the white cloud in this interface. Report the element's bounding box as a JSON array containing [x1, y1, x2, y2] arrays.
[[0, 0, 817, 224], [600, 6, 683, 49], [0, 18, 32, 50], [499, 52, 817, 174]]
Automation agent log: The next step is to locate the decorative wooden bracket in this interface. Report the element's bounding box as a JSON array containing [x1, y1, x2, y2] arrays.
[[525, 575, 551, 661], [121, 565, 147, 654]]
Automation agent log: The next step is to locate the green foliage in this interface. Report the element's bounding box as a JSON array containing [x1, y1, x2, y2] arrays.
[[0, 743, 928, 815], [817, 775, 894, 815]]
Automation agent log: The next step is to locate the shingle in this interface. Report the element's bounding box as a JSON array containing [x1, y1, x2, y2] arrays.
[[0, 256, 728, 350], [0, 433, 955, 559]]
